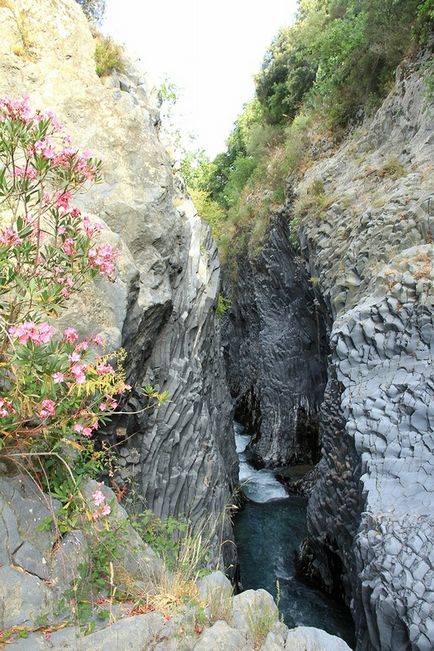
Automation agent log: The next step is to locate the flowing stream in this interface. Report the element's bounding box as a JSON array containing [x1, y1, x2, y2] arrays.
[[233, 423, 355, 648]]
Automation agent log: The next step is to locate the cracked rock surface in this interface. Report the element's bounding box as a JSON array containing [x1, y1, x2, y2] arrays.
[[0, 0, 237, 543], [296, 59, 434, 650], [223, 215, 329, 467]]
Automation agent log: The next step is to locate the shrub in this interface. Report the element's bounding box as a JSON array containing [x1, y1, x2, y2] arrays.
[[215, 294, 231, 317], [94, 34, 124, 77], [294, 182, 335, 221], [246, 602, 279, 650], [0, 96, 130, 520], [378, 158, 406, 179], [190, 188, 226, 242]]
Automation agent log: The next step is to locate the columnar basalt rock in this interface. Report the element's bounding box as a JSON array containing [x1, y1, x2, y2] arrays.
[[0, 0, 237, 535], [223, 214, 329, 468], [224, 56, 434, 649], [295, 60, 434, 650]]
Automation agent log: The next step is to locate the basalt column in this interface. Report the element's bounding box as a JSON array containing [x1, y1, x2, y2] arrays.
[[223, 213, 329, 468]]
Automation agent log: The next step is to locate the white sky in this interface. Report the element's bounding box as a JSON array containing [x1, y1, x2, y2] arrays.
[[103, 0, 298, 157]]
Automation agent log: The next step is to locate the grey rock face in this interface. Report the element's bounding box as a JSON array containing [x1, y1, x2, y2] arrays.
[[0, 0, 236, 542], [295, 61, 434, 651], [224, 59, 433, 650], [285, 626, 353, 650], [193, 621, 246, 650], [224, 214, 328, 467], [0, 476, 59, 628], [135, 203, 238, 532], [0, 496, 350, 651], [10, 613, 166, 650]]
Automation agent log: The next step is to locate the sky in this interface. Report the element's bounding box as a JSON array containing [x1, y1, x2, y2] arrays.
[[103, 0, 298, 158]]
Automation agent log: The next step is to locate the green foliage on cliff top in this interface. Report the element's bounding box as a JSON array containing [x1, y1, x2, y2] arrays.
[[186, 0, 432, 273]]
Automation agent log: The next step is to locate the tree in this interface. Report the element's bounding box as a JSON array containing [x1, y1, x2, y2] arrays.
[[76, 0, 106, 23]]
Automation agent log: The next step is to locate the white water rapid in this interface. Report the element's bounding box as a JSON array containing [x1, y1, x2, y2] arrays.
[[235, 422, 288, 503]]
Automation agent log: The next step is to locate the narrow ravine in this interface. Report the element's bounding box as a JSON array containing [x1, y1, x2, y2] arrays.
[[233, 422, 356, 649]]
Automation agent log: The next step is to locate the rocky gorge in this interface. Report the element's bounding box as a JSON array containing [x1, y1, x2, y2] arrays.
[[225, 53, 434, 650], [0, 0, 432, 650]]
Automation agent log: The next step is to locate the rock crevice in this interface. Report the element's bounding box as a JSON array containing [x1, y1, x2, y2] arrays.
[[223, 214, 329, 468]]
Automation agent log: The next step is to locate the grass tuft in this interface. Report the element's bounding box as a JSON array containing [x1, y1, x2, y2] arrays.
[[94, 33, 125, 77]]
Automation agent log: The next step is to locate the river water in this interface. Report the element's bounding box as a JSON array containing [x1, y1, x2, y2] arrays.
[[233, 423, 355, 648]]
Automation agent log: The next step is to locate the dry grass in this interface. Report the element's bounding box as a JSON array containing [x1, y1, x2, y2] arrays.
[[378, 158, 406, 180], [246, 603, 279, 650], [93, 32, 125, 77], [145, 514, 223, 618], [202, 583, 233, 625], [0, 1, 35, 59], [409, 251, 432, 280], [294, 183, 336, 222]]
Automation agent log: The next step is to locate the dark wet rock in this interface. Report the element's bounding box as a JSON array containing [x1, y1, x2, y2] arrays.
[[223, 214, 329, 468]]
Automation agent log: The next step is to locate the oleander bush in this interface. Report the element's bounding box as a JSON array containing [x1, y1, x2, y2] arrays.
[[0, 96, 129, 519]]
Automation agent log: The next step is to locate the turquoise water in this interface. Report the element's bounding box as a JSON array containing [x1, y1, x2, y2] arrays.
[[234, 498, 355, 648]]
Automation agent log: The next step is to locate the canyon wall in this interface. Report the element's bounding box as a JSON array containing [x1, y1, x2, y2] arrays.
[[0, 0, 237, 535], [223, 214, 329, 467], [226, 55, 434, 650], [299, 57, 434, 651]]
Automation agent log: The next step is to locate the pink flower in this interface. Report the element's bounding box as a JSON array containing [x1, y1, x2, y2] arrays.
[[52, 372, 65, 384], [99, 396, 118, 411], [96, 363, 114, 376], [74, 423, 93, 438], [57, 225, 66, 236], [75, 341, 89, 352], [0, 397, 16, 417], [91, 484, 111, 519], [63, 238, 76, 256], [88, 244, 118, 277], [69, 352, 80, 362], [38, 399, 55, 419], [55, 191, 71, 210], [92, 335, 104, 346], [42, 110, 61, 130], [70, 362, 86, 384], [14, 165, 37, 180], [0, 96, 34, 124], [0, 227, 21, 246], [63, 327, 78, 343], [9, 321, 55, 345], [82, 216, 101, 237], [92, 488, 105, 507], [34, 138, 56, 160], [72, 151, 98, 182]]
